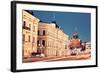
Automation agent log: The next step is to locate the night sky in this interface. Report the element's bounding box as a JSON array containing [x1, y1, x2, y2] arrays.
[[30, 10, 91, 42]]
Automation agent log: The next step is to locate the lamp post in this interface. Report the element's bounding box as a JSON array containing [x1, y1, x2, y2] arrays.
[[38, 43, 45, 57]]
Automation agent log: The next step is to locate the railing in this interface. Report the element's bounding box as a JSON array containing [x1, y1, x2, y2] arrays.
[[23, 26, 30, 30]]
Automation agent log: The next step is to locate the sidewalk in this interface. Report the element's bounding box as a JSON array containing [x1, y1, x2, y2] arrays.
[[23, 56, 62, 63]]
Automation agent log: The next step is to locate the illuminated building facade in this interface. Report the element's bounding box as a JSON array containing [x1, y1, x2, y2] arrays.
[[37, 22, 69, 56], [22, 10, 40, 58]]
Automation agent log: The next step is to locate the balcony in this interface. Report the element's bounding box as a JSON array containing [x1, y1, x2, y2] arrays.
[[23, 26, 30, 30]]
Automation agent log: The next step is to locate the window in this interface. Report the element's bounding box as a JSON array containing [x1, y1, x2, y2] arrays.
[[33, 26, 35, 32], [29, 24, 31, 30], [65, 45, 67, 49], [23, 34, 25, 42], [23, 21, 30, 30], [43, 30, 45, 35], [28, 35, 30, 42], [37, 40, 39, 46], [42, 40, 45, 47], [38, 30, 40, 35], [23, 21, 26, 27]]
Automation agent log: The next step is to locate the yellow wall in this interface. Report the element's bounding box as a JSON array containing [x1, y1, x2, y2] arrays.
[[22, 11, 69, 57], [22, 10, 39, 58], [38, 23, 69, 56]]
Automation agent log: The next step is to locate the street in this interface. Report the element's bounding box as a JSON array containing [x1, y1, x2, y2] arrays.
[[23, 53, 91, 63]]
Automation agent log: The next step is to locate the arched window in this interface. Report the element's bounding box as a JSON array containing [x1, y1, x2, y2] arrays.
[[42, 40, 45, 47], [38, 30, 40, 35], [43, 30, 45, 35]]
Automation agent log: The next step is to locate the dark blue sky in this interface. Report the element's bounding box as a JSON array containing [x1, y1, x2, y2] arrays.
[[31, 10, 91, 42]]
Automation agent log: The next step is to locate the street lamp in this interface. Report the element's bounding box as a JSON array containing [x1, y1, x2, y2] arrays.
[[38, 43, 45, 57]]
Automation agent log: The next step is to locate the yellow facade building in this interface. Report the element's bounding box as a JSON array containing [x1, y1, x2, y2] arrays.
[[22, 10, 40, 58], [37, 22, 69, 56]]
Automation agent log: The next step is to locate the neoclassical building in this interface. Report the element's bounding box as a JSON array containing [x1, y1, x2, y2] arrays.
[[22, 10, 69, 58], [22, 10, 40, 58], [37, 22, 69, 56]]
